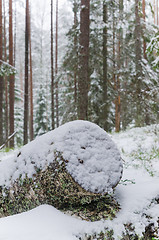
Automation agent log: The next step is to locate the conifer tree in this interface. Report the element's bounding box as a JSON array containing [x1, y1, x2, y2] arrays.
[[24, 0, 29, 144], [0, 0, 3, 145], [78, 0, 90, 120], [29, 3, 33, 140], [9, 0, 15, 148], [134, 0, 142, 126], [35, 85, 48, 136], [51, 0, 55, 130], [101, 0, 108, 131], [55, 0, 59, 127]]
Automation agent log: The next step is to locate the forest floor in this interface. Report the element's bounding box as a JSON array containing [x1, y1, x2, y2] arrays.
[[0, 124, 159, 240]]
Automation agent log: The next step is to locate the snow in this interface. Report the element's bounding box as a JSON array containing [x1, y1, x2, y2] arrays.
[[0, 124, 159, 239], [0, 120, 123, 193]]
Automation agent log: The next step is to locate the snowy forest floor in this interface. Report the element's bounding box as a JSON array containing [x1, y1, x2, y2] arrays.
[[0, 124, 159, 240]]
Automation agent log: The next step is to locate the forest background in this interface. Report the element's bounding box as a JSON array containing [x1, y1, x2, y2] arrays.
[[0, 0, 159, 148]]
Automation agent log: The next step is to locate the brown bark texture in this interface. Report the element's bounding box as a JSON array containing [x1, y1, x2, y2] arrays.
[[73, 0, 78, 106], [29, 4, 34, 141], [9, 0, 15, 148], [24, 0, 29, 144], [102, 1, 108, 131], [0, 0, 3, 145], [55, 0, 59, 127], [3, 0, 8, 143], [78, 0, 90, 120], [51, 0, 55, 130], [142, 0, 147, 59], [135, 0, 142, 126]]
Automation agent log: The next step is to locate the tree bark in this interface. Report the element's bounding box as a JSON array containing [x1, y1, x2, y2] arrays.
[[115, 0, 123, 132], [102, 0, 108, 131], [142, 0, 147, 59], [0, 0, 3, 145], [78, 0, 90, 120], [157, 0, 158, 25], [73, 0, 78, 106], [55, 0, 59, 127], [154, 0, 156, 24], [29, 3, 33, 141], [135, 0, 142, 126], [9, 0, 15, 148], [3, 0, 8, 144], [51, 0, 55, 130], [24, 0, 29, 144], [13, 0, 16, 67]]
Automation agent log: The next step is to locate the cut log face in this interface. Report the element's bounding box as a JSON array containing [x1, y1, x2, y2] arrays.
[[0, 120, 123, 219]]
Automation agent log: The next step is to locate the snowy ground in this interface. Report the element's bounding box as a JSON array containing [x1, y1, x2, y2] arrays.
[[0, 124, 159, 239]]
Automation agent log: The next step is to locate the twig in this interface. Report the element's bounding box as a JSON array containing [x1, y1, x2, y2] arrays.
[[0, 131, 17, 150]]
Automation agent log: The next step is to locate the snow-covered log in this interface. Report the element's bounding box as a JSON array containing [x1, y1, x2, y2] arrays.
[[0, 121, 123, 219]]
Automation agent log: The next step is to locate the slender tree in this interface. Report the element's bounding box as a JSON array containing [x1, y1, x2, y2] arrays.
[[51, 0, 55, 129], [0, 0, 3, 145], [78, 0, 90, 120], [24, 0, 29, 144], [55, 0, 59, 127], [115, 0, 123, 132], [102, 0, 108, 131], [135, 0, 142, 126], [9, 0, 15, 148], [3, 0, 8, 142], [29, 3, 33, 140], [73, 0, 78, 106], [13, 0, 16, 67], [154, 0, 156, 24], [157, 0, 158, 25], [142, 0, 147, 59]]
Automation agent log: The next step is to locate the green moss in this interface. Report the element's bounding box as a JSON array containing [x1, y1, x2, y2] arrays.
[[0, 156, 119, 221]]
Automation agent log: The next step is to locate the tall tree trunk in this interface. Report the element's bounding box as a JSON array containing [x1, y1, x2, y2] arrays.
[[55, 0, 59, 127], [73, 0, 78, 106], [0, 0, 3, 145], [154, 0, 156, 24], [9, 0, 15, 148], [24, 0, 29, 144], [3, 0, 8, 143], [51, 0, 55, 129], [115, 0, 123, 132], [102, 0, 108, 131], [157, 0, 158, 25], [135, 0, 142, 126], [78, 0, 90, 120], [142, 0, 147, 59], [13, 0, 16, 67], [29, 3, 33, 140]]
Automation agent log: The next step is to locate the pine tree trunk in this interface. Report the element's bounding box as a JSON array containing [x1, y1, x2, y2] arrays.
[[115, 0, 123, 132], [78, 0, 90, 120], [13, 0, 16, 67], [24, 0, 29, 144], [3, 0, 8, 143], [154, 0, 156, 24], [142, 0, 147, 59], [112, 3, 117, 130], [55, 0, 59, 127], [102, 0, 108, 131], [135, 0, 142, 127], [157, 0, 158, 25], [51, 0, 55, 130], [29, 4, 33, 140], [73, 0, 78, 106], [9, 0, 15, 148], [0, 0, 3, 145]]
